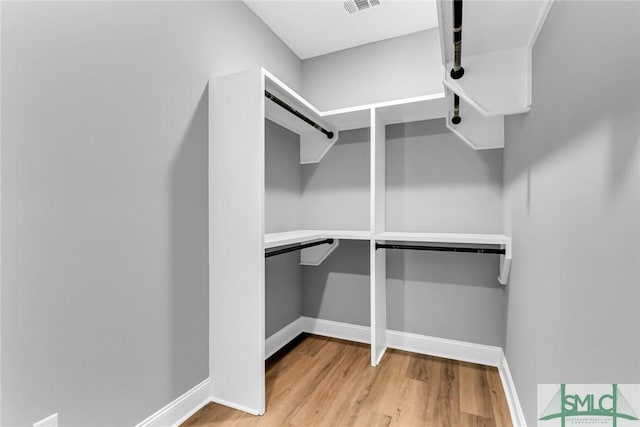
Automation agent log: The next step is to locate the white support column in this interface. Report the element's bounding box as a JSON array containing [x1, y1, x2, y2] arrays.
[[370, 108, 387, 366], [209, 68, 265, 415]]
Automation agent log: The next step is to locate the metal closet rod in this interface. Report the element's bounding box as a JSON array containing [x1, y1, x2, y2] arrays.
[[452, 94, 461, 125], [376, 243, 505, 255], [264, 90, 334, 139], [450, 0, 465, 80], [265, 238, 334, 258]]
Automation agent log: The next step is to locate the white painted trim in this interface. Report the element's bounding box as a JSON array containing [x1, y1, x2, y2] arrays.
[[301, 317, 371, 344], [498, 353, 527, 427], [375, 346, 387, 366], [265, 317, 305, 359], [135, 379, 211, 427], [0, 1, 3, 422], [209, 396, 263, 416], [386, 329, 503, 367]]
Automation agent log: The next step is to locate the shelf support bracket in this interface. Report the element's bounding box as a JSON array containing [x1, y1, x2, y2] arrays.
[[300, 239, 339, 266], [498, 242, 512, 285]]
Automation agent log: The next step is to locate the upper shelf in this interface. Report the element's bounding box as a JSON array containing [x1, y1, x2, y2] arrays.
[[262, 69, 451, 163]]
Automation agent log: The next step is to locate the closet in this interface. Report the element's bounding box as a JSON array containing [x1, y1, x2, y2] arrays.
[[208, 68, 511, 415]]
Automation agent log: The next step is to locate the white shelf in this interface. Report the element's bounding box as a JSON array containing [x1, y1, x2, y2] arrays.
[[375, 231, 510, 246], [265, 229, 371, 249], [265, 230, 323, 249], [375, 93, 447, 125]]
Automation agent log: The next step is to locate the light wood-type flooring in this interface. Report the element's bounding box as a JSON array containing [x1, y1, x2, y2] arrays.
[[182, 334, 512, 427]]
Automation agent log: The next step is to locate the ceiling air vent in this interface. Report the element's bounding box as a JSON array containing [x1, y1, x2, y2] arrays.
[[343, 0, 381, 14]]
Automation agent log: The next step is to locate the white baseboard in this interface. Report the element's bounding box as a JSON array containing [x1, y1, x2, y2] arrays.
[[135, 378, 210, 427], [301, 316, 370, 344], [209, 396, 263, 416], [498, 353, 527, 427], [266, 317, 305, 359], [386, 329, 503, 367]]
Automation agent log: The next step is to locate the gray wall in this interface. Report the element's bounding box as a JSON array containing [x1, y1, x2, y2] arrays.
[[266, 252, 302, 338], [386, 120, 505, 346], [301, 127, 370, 231], [302, 240, 371, 326], [265, 120, 301, 233], [302, 30, 443, 111], [386, 120, 503, 233], [265, 119, 303, 337], [503, 1, 640, 424], [1, 2, 300, 426]]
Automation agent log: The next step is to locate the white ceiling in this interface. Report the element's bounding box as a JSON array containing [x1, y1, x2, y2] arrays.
[[245, 0, 439, 59]]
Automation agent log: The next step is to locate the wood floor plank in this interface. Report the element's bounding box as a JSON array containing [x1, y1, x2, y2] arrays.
[[289, 340, 368, 426], [459, 361, 495, 418], [181, 336, 512, 427], [265, 337, 352, 424], [484, 367, 513, 427], [460, 413, 498, 427], [429, 358, 461, 427], [358, 349, 412, 417], [389, 378, 431, 426]]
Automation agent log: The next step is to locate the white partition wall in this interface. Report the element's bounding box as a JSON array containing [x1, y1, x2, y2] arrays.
[[209, 69, 265, 415], [370, 109, 387, 366]]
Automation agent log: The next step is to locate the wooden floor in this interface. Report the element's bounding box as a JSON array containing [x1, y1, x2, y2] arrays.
[[182, 334, 512, 427]]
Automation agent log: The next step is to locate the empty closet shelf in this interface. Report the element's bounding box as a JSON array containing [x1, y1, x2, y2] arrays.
[[374, 231, 510, 246], [265, 239, 334, 258], [265, 230, 371, 249]]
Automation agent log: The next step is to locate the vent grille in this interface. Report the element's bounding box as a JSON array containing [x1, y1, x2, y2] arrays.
[[343, 0, 381, 14]]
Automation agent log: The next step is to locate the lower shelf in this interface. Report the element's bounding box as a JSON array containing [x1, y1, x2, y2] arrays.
[[265, 229, 371, 249]]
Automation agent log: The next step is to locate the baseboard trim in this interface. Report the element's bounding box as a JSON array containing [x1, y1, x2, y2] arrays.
[[301, 316, 370, 344], [498, 353, 527, 427], [386, 329, 503, 367], [266, 317, 305, 359], [135, 378, 210, 427], [209, 396, 264, 416]]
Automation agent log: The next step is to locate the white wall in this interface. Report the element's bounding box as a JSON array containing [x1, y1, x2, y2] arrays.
[[1, 2, 300, 425], [503, 1, 640, 424], [302, 29, 443, 111]]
